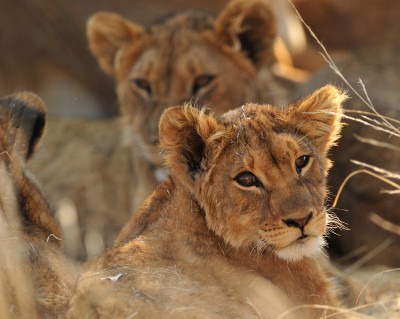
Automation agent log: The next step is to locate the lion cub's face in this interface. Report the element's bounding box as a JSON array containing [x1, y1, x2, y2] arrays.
[[201, 124, 327, 261], [114, 30, 259, 165], [87, 0, 277, 165], [160, 85, 346, 261]]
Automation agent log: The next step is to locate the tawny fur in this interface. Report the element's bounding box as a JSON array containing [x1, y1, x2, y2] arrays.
[[67, 85, 346, 319], [29, 0, 291, 259], [0, 93, 80, 319]]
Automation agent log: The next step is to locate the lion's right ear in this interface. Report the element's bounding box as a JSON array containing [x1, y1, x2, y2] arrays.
[[288, 85, 347, 155], [87, 12, 144, 76], [0, 92, 47, 160], [159, 106, 224, 191], [215, 0, 276, 68]]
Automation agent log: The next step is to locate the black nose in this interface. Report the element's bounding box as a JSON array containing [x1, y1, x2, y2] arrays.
[[283, 212, 313, 229]]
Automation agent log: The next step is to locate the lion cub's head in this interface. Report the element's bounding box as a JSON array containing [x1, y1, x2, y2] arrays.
[[159, 85, 346, 261], [87, 0, 280, 165]]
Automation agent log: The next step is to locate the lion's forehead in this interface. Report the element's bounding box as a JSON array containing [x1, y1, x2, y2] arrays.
[[222, 104, 278, 127], [151, 11, 214, 34], [146, 14, 215, 54], [131, 44, 222, 78], [129, 13, 224, 75], [218, 114, 316, 177], [226, 111, 299, 148]]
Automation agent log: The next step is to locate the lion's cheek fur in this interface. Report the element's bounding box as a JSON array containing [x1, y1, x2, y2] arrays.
[[205, 207, 261, 249], [196, 181, 265, 249]]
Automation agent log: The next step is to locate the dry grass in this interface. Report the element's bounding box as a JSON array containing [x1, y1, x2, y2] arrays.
[[288, 0, 400, 318], [0, 150, 37, 318]]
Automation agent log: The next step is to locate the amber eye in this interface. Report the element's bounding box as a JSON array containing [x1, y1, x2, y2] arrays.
[[234, 171, 263, 188], [131, 78, 152, 95], [192, 74, 216, 95], [295, 155, 310, 173]]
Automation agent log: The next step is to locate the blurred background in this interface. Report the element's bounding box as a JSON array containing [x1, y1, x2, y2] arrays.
[[0, 0, 233, 118], [1, 0, 398, 119]]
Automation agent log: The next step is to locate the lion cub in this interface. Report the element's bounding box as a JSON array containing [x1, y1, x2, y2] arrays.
[[67, 85, 346, 318], [0, 93, 80, 318]]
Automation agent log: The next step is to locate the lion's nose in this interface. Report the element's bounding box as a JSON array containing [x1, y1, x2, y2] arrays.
[[283, 212, 313, 229]]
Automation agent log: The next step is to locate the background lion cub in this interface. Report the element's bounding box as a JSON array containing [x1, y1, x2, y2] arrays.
[[0, 93, 79, 318], [68, 85, 346, 319]]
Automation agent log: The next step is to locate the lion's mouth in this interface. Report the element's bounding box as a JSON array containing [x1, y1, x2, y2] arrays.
[[296, 233, 308, 241]]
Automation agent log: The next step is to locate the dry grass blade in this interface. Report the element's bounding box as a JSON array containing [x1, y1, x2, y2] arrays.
[[278, 285, 400, 318], [277, 303, 371, 318], [353, 135, 400, 152], [369, 213, 400, 236], [0, 218, 38, 319], [335, 246, 369, 264], [344, 110, 400, 125], [332, 169, 400, 209], [357, 79, 399, 135], [340, 114, 400, 138], [287, 1, 399, 137], [343, 237, 395, 274], [354, 268, 400, 306], [380, 190, 400, 195], [350, 161, 400, 181]]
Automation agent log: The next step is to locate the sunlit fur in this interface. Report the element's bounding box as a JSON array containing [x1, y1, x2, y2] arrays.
[[68, 85, 346, 319]]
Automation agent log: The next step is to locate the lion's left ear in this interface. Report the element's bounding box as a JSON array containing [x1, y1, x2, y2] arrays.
[[87, 12, 144, 77], [288, 85, 347, 154], [215, 0, 276, 68], [159, 105, 224, 191]]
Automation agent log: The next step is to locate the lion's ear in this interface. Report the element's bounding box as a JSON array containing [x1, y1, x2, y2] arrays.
[[288, 85, 347, 154], [159, 105, 224, 190], [87, 12, 144, 76], [0, 92, 47, 159], [215, 0, 276, 68]]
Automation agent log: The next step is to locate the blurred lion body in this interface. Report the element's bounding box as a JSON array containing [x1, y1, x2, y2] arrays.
[[0, 93, 80, 318], [29, 0, 289, 259], [67, 85, 345, 319]]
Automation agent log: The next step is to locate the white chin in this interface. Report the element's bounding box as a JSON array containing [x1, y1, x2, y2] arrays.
[[276, 237, 325, 262]]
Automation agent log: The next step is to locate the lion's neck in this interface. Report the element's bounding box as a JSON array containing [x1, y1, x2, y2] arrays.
[[116, 178, 215, 245]]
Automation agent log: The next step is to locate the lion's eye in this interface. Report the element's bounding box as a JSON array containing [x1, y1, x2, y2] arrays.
[[234, 171, 263, 188], [131, 78, 152, 95], [192, 74, 216, 95], [295, 155, 310, 173]]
